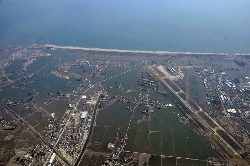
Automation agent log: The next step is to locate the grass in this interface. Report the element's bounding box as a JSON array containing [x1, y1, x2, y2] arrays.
[[179, 92, 186, 101], [191, 70, 206, 106], [157, 84, 166, 92], [164, 78, 180, 92], [189, 73, 198, 86]]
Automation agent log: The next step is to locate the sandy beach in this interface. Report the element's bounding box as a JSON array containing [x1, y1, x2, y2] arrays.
[[39, 44, 230, 56]]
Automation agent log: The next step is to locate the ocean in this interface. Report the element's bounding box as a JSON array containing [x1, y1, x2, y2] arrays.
[[0, 0, 250, 54]]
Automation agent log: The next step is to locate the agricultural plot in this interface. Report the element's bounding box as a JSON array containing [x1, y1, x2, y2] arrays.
[[177, 158, 207, 166], [94, 101, 217, 161], [162, 157, 176, 166], [148, 132, 161, 155], [86, 66, 218, 166], [148, 155, 161, 166], [177, 69, 206, 107], [96, 102, 134, 128], [148, 92, 172, 104], [101, 66, 142, 95]]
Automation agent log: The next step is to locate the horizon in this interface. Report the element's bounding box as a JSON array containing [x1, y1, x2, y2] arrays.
[[0, 0, 250, 54]]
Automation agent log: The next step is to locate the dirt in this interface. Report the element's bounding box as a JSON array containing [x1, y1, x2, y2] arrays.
[[6, 150, 26, 166], [138, 153, 151, 166], [4, 134, 14, 141]]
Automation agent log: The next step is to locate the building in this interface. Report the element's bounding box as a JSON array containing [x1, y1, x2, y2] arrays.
[[108, 143, 115, 149], [229, 101, 234, 107], [49, 153, 56, 165], [227, 109, 236, 113], [81, 111, 88, 119]]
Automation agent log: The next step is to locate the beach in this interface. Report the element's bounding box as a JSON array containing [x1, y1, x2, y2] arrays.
[[40, 44, 230, 56]]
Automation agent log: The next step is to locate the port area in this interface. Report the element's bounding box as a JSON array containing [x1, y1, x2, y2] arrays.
[[145, 65, 249, 165]]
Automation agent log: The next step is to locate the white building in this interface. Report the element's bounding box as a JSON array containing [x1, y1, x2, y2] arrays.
[[81, 111, 88, 119]]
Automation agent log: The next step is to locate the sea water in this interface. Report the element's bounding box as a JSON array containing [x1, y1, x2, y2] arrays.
[[0, 1, 250, 53]]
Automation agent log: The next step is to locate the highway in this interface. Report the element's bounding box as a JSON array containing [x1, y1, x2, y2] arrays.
[[0, 103, 72, 166]]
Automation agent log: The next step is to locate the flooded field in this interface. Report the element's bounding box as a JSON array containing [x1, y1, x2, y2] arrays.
[[177, 68, 206, 108], [68, 62, 221, 166], [89, 99, 218, 165], [87, 65, 219, 165], [3, 46, 249, 165]]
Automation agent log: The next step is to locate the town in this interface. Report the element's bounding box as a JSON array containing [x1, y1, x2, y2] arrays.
[[0, 44, 249, 166]]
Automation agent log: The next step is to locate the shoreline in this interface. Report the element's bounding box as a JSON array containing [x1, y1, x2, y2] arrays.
[[37, 44, 232, 56]]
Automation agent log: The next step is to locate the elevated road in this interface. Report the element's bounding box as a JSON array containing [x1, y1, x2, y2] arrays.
[[1, 103, 72, 166]]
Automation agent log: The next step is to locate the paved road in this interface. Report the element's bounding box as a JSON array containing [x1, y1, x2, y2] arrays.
[[1, 103, 72, 166], [146, 66, 242, 159]]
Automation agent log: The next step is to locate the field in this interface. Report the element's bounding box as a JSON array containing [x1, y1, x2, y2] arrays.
[[178, 68, 206, 107], [82, 64, 219, 166], [87, 95, 218, 165]]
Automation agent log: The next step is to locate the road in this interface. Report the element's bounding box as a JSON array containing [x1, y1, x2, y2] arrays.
[[0, 103, 72, 166], [145, 66, 243, 160], [45, 84, 93, 165]]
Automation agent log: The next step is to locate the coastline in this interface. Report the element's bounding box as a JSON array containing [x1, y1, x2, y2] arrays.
[[38, 44, 231, 56]]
